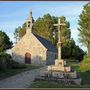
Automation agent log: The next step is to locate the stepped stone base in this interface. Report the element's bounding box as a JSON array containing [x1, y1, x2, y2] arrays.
[[36, 59, 82, 85], [48, 59, 71, 72], [35, 75, 82, 85]]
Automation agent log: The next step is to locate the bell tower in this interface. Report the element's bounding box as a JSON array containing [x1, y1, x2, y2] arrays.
[[26, 11, 33, 34]]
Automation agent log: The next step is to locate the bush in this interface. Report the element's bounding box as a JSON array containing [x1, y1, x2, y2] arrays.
[[0, 52, 12, 71], [0, 57, 7, 71], [11, 60, 26, 69], [0, 52, 26, 70]]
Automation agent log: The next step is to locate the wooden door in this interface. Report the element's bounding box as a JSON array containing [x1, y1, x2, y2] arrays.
[[25, 52, 31, 64]]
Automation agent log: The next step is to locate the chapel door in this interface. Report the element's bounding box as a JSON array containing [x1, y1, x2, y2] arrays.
[[25, 52, 31, 64]]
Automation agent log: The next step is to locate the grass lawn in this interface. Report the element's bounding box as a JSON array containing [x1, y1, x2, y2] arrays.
[[30, 61, 90, 88], [0, 64, 42, 80], [69, 62, 90, 87], [30, 81, 90, 88]]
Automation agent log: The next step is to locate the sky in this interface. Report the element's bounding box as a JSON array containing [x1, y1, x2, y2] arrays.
[[0, 1, 89, 51]]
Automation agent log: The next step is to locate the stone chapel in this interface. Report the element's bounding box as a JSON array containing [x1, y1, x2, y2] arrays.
[[12, 11, 57, 65]]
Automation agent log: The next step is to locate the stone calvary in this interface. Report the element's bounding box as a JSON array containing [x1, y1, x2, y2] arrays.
[[35, 17, 82, 85]]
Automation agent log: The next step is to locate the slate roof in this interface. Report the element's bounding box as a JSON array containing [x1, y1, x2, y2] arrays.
[[34, 34, 57, 53]]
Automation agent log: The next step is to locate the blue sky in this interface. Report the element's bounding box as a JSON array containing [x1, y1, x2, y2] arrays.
[[0, 1, 89, 51]]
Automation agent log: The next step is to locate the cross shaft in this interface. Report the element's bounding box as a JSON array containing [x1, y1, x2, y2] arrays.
[[53, 17, 66, 60]]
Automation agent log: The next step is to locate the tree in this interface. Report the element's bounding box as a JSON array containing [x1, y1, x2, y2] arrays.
[[18, 23, 26, 39], [14, 27, 20, 44], [13, 23, 26, 44], [33, 13, 54, 42], [0, 31, 12, 52], [78, 2, 90, 56]]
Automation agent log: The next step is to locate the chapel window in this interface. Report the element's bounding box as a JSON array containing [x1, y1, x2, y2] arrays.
[[28, 21, 31, 27]]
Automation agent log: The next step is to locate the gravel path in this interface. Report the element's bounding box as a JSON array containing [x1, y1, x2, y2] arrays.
[[0, 67, 46, 88]]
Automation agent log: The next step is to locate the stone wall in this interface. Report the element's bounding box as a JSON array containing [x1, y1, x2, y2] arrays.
[[46, 51, 57, 65], [12, 33, 47, 65]]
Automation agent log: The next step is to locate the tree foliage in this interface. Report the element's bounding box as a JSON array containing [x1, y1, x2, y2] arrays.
[[0, 31, 12, 52], [33, 14, 54, 42], [14, 27, 20, 44], [19, 23, 26, 39], [78, 2, 90, 56], [14, 23, 26, 44], [0, 52, 12, 71]]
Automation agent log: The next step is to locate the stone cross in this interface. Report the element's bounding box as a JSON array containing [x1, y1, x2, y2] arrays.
[[53, 17, 66, 60]]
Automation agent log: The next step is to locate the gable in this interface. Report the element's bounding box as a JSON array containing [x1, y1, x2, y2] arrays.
[[12, 33, 47, 53]]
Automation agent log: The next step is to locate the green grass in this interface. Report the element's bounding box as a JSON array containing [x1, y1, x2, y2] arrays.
[[70, 63, 90, 86], [30, 81, 61, 88], [68, 60, 90, 86], [30, 81, 90, 88], [0, 64, 42, 80]]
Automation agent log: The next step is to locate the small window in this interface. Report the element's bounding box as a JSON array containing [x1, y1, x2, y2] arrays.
[[28, 21, 31, 27], [28, 25, 30, 27]]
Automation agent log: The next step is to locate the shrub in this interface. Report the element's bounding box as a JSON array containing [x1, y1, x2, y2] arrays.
[[0, 52, 26, 70], [11, 60, 26, 69], [0, 52, 12, 71], [0, 57, 7, 71]]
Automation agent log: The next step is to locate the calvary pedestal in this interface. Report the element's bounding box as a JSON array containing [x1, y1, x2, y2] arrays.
[[48, 59, 71, 72]]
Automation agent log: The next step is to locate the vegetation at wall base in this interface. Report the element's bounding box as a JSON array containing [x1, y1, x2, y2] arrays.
[[0, 52, 12, 71]]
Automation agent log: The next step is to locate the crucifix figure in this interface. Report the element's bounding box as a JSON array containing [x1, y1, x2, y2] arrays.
[[53, 17, 66, 61]]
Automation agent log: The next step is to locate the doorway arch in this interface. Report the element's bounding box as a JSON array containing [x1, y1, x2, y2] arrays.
[[25, 52, 31, 64]]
